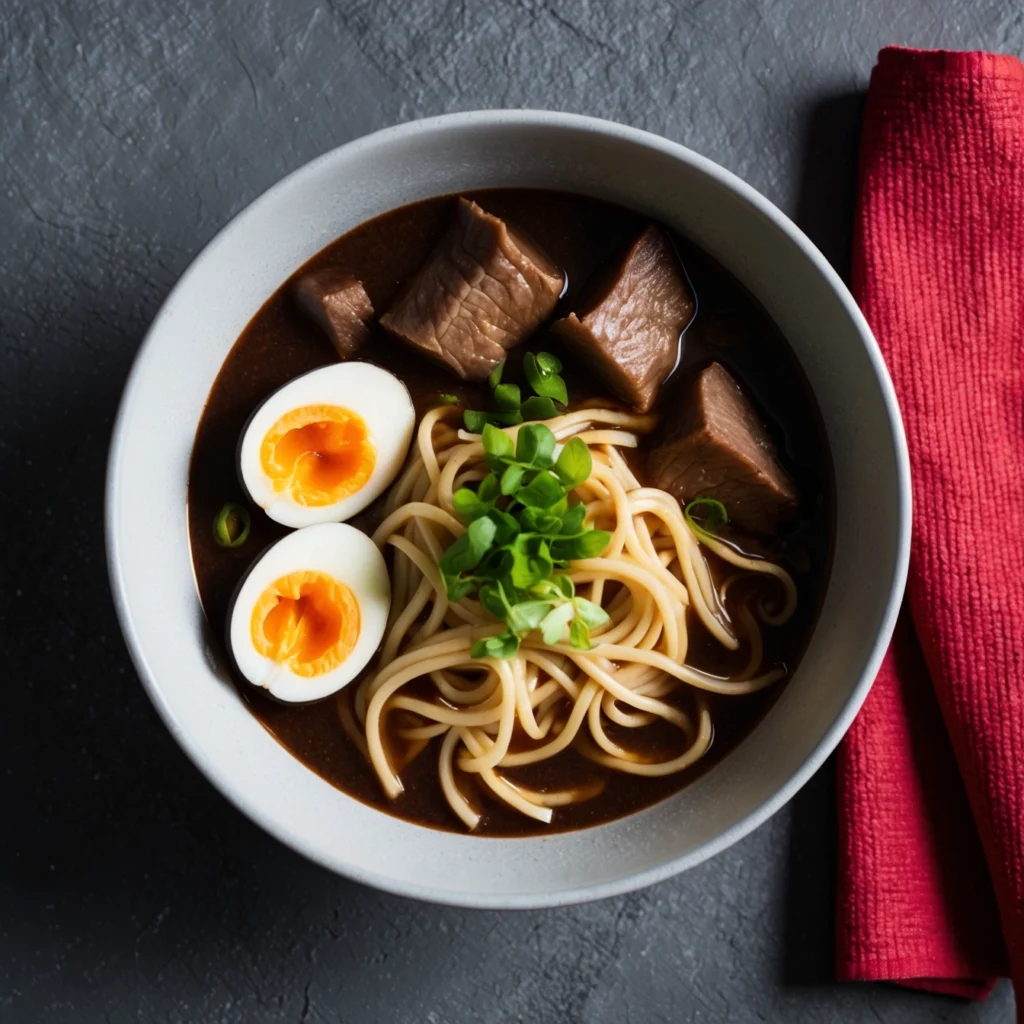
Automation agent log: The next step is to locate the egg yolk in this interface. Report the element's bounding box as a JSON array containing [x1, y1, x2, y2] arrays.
[[260, 404, 375, 507], [250, 570, 360, 678]]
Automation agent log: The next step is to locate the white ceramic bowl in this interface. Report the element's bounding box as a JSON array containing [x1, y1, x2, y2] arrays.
[[107, 111, 910, 908]]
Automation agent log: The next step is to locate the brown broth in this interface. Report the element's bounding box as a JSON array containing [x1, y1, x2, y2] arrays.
[[186, 189, 834, 836]]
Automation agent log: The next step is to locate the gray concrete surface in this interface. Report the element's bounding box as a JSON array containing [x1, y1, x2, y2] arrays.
[[2, 1, 1019, 1021]]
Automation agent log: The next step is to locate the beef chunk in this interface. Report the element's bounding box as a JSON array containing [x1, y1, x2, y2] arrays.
[[550, 224, 694, 412], [649, 362, 798, 534], [293, 270, 374, 359], [379, 198, 564, 381]]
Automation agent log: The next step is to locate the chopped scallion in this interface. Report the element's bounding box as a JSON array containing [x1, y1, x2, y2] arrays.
[[683, 497, 728, 538], [213, 502, 251, 548]]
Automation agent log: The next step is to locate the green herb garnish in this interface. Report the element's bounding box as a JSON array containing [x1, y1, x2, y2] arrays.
[[519, 395, 559, 420], [437, 393, 460, 406], [683, 497, 728, 539], [463, 351, 569, 432], [464, 408, 523, 433], [523, 351, 569, 406], [487, 360, 506, 390], [213, 502, 251, 548], [492, 382, 522, 410], [440, 422, 610, 658]]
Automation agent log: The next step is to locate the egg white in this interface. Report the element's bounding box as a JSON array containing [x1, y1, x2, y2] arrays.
[[228, 523, 390, 703], [239, 362, 415, 528]]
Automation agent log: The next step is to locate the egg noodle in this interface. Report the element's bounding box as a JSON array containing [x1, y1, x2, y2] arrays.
[[337, 405, 797, 829]]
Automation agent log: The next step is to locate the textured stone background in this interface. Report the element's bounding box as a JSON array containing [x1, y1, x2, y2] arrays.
[[2, 1, 1020, 1021]]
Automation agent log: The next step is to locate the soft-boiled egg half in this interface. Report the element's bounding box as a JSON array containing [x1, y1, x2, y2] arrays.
[[239, 362, 415, 528], [228, 523, 390, 702]]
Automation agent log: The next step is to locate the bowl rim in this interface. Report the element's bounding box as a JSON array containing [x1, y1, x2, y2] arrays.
[[106, 109, 911, 908]]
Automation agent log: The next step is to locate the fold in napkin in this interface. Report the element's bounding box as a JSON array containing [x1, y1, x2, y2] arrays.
[[837, 47, 1024, 1002]]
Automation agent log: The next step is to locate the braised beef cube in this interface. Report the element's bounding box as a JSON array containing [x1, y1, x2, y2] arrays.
[[293, 270, 374, 359], [379, 198, 564, 381], [550, 224, 694, 412], [649, 362, 798, 534]]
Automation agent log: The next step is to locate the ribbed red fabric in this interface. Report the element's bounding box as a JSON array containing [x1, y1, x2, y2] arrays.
[[837, 47, 1024, 1007]]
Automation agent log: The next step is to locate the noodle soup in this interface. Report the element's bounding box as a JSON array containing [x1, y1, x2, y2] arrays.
[[188, 189, 833, 836]]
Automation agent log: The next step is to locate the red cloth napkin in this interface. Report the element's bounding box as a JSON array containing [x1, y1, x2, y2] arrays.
[[837, 46, 1024, 1005]]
